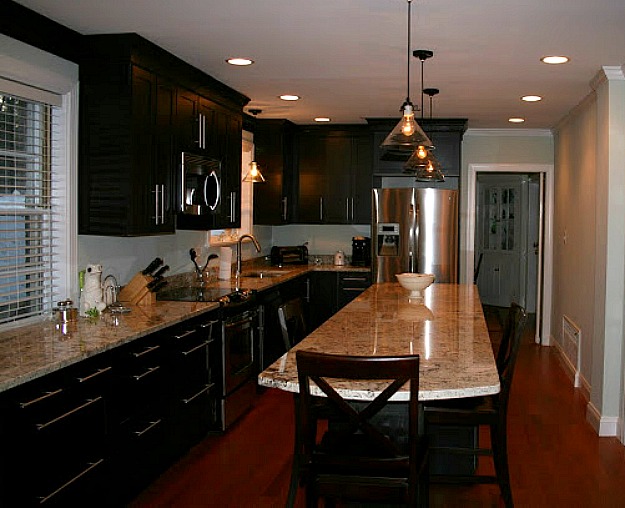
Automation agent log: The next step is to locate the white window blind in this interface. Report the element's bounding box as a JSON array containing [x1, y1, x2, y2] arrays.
[[0, 89, 62, 324]]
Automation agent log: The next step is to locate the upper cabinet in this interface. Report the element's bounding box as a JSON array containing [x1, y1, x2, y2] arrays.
[[295, 126, 372, 225], [253, 119, 297, 225], [78, 34, 248, 236]]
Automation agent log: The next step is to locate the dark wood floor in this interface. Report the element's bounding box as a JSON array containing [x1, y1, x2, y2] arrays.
[[131, 311, 625, 507]]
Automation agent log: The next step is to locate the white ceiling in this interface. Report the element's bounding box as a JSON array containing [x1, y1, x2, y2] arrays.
[[14, 0, 625, 129]]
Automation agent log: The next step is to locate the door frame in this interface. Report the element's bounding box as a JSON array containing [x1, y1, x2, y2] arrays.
[[462, 163, 554, 346]]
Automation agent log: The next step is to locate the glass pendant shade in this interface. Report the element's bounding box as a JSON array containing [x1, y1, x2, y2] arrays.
[[404, 149, 445, 182], [243, 161, 265, 183], [381, 103, 433, 151]]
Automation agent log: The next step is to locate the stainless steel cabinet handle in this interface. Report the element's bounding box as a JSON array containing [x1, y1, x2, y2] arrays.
[[282, 196, 288, 221], [305, 278, 311, 303], [161, 184, 166, 224], [351, 197, 354, 222], [174, 330, 195, 340], [346, 197, 350, 221], [77, 366, 112, 383], [133, 344, 160, 358], [38, 458, 105, 504], [342, 287, 365, 292], [133, 365, 160, 381], [182, 384, 213, 405], [134, 418, 162, 437], [181, 340, 210, 356], [20, 388, 63, 409], [343, 277, 368, 282], [200, 319, 219, 329], [229, 191, 237, 223], [319, 196, 324, 221], [154, 184, 160, 225], [36, 396, 103, 431]]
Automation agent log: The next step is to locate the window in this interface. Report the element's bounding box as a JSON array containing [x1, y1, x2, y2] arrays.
[[0, 90, 62, 324]]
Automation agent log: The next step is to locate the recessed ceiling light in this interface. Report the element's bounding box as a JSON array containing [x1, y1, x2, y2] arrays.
[[226, 57, 254, 66], [508, 117, 525, 124], [521, 95, 542, 102], [279, 95, 300, 101], [314, 117, 331, 122], [541, 55, 570, 65]]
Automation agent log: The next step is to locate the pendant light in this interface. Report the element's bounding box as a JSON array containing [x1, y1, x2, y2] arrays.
[[380, 0, 432, 152], [243, 161, 266, 183]]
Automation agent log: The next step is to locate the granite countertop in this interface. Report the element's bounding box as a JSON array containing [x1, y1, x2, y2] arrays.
[[0, 262, 371, 394], [258, 282, 500, 402]]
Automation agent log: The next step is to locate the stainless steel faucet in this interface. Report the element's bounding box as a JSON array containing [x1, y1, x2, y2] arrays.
[[236, 234, 261, 278]]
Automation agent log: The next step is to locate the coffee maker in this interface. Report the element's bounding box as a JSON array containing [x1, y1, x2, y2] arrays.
[[351, 236, 371, 267]]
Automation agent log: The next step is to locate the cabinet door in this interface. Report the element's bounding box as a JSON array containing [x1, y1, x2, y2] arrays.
[[323, 135, 352, 224], [308, 271, 337, 332], [215, 109, 242, 229], [176, 88, 199, 152], [350, 133, 373, 224], [296, 133, 326, 223], [253, 120, 295, 225], [153, 77, 176, 233]]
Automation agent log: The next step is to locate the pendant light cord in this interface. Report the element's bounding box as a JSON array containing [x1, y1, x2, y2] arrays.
[[406, 0, 412, 106]]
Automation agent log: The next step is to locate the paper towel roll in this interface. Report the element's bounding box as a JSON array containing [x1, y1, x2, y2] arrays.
[[219, 246, 233, 280]]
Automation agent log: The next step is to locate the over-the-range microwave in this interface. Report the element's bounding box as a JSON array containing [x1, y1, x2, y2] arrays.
[[179, 151, 222, 216]]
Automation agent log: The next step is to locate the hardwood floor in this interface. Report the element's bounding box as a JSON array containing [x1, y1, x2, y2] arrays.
[[131, 313, 625, 507]]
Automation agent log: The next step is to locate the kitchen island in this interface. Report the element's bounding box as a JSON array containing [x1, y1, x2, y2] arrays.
[[258, 282, 499, 401]]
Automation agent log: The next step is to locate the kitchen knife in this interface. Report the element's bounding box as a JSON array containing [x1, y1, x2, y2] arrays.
[[146, 277, 163, 290], [150, 280, 168, 293], [151, 265, 169, 279], [141, 257, 163, 276]]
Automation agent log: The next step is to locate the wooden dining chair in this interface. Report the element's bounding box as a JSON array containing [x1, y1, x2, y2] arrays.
[[277, 298, 307, 351], [423, 302, 527, 508], [291, 350, 429, 507]]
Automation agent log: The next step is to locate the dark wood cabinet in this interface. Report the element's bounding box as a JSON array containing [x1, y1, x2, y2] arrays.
[[253, 119, 297, 225], [295, 126, 373, 225], [307, 271, 338, 332], [79, 60, 175, 236], [337, 271, 372, 308], [79, 33, 248, 236], [0, 354, 113, 507]]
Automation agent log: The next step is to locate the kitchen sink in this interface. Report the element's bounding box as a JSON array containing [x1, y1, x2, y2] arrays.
[[240, 270, 289, 279]]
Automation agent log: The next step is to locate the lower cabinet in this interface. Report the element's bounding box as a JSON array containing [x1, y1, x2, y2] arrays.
[[0, 308, 222, 507], [307, 270, 372, 332], [0, 354, 113, 507]]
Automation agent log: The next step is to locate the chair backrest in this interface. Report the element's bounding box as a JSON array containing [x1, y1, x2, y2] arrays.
[[496, 302, 527, 408], [278, 298, 307, 351], [295, 350, 421, 480]]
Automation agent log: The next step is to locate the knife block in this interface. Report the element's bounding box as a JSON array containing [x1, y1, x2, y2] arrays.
[[118, 273, 157, 306]]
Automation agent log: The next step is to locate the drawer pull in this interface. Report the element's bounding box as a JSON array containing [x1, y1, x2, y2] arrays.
[[342, 277, 369, 282], [133, 365, 160, 381], [134, 418, 162, 437], [182, 384, 213, 404], [77, 366, 112, 383], [36, 396, 103, 431], [173, 330, 195, 340], [38, 458, 105, 504], [19, 388, 63, 409], [181, 340, 210, 356], [343, 287, 366, 292], [200, 319, 219, 329], [133, 344, 160, 358]]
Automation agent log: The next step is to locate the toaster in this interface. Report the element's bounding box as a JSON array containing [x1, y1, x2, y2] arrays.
[[270, 245, 309, 266]]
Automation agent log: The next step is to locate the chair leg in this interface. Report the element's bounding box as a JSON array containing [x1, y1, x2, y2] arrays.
[[490, 422, 513, 508]]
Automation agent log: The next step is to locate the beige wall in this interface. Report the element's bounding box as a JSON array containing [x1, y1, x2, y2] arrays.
[[552, 94, 597, 391]]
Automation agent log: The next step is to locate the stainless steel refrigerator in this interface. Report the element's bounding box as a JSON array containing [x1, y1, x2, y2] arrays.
[[372, 188, 458, 283]]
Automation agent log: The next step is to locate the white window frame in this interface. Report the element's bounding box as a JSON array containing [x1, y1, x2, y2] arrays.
[[0, 35, 78, 327]]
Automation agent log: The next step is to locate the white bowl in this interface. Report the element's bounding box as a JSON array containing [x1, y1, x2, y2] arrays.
[[395, 273, 435, 298]]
